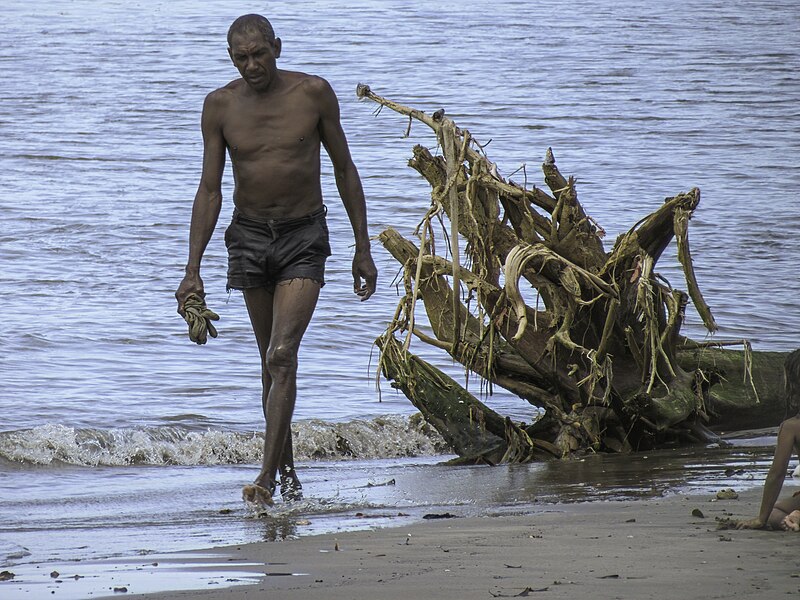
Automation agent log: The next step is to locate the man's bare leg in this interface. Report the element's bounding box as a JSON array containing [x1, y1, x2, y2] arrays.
[[277, 431, 303, 501], [241, 285, 277, 506], [242, 279, 319, 506], [258, 352, 303, 500]]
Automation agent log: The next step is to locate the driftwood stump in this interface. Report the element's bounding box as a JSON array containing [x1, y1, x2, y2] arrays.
[[358, 84, 796, 462]]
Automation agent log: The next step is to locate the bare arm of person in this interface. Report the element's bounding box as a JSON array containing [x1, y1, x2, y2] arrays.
[[737, 418, 799, 529], [175, 92, 227, 313], [316, 78, 377, 301]]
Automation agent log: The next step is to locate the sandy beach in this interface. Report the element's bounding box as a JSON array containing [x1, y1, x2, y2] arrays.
[[66, 487, 790, 600]]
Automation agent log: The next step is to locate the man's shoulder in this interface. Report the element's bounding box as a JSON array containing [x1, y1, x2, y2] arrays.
[[200, 80, 247, 123], [207, 79, 245, 102], [280, 70, 334, 97]]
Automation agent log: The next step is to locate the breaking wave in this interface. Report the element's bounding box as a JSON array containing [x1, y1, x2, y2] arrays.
[[0, 414, 449, 467]]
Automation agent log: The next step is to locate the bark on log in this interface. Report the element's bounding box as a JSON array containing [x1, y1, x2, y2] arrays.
[[377, 333, 507, 463], [677, 346, 793, 431]]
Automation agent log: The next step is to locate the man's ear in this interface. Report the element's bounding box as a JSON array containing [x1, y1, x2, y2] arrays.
[[273, 38, 282, 59], [227, 46, 234, 64]]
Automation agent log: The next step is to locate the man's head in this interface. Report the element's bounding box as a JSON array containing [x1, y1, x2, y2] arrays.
[[227, 14, 275, 46], [227, 14, 282, 93]]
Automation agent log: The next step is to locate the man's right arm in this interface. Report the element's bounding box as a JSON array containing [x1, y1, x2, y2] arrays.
[[176, 92, 227, 313]]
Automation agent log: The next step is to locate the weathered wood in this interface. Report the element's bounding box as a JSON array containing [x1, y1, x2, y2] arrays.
[[360, 85, 798, 462], [676, 346, 792, 431], [376, 333, 507, 463], [378, 228, 564, 411]]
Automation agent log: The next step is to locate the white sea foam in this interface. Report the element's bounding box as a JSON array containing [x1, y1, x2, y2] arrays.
[[292, 414, 447, 459], [0, 415, 448, 466]]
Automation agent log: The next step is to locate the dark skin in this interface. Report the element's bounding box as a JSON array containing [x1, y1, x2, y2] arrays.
[[176, 23, 377, 505], [737, 415, 800, 530]]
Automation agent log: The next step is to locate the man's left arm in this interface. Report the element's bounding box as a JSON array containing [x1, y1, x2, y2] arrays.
[[316, 78, 377, 301]]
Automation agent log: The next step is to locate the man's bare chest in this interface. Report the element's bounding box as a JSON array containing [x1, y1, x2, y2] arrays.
[[222, 97, 320, 158]]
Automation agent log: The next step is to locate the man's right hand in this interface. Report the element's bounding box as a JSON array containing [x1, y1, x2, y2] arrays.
[[176, 270, 205, 316]]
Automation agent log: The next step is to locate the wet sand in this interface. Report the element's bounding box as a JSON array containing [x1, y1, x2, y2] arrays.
[[113, 487, 800, 600]]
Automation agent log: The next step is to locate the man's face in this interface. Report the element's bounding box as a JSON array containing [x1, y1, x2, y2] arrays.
[[228, 30, 282, 92]]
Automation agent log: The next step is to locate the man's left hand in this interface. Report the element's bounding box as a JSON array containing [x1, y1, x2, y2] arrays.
[[352, 250, 377, 301]]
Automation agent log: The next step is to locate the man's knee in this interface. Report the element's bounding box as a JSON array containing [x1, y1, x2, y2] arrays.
[[267, 344, 299, 373]]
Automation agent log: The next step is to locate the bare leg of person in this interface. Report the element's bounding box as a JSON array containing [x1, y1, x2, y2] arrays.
[[242, 279, 319, 506], [278, 432, 303, 501], [241, 285, 276, 506], [255, 336, 303, 501]]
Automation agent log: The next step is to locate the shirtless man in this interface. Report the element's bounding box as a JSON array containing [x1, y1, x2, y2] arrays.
[[175, 14, 377, 506], [737, 415, 800, 531]]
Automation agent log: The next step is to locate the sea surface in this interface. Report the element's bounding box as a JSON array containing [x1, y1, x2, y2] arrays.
[[1, 0, 799, 597]]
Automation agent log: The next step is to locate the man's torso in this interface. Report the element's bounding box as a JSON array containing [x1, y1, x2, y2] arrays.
[[215, 71, 325, 220]]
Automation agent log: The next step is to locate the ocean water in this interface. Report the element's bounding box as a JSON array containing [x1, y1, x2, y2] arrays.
[[1, 0, 799, 596]]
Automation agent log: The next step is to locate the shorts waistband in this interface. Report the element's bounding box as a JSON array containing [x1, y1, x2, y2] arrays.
[[232, 205, 327, 230]]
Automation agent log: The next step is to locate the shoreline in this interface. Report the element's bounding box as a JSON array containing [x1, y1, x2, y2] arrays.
[[3, 442, 785, 600], [142, 488, 799, 599], [20, 487, 795, 600]]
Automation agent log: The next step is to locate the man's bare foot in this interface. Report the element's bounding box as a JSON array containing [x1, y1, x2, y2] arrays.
[[781, 510, 800, 531], [242, 483, 274, 508]]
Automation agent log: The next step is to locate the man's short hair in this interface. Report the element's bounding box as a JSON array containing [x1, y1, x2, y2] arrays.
[[227, 14, 275, 46]]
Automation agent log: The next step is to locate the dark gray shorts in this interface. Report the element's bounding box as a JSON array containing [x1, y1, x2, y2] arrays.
[[224, 206, 331, 292]]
